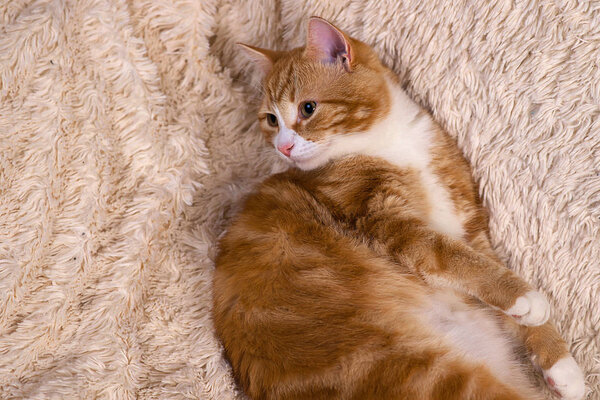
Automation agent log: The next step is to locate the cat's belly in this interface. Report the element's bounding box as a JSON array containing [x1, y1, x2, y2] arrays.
[[422, 290, 525, 383]]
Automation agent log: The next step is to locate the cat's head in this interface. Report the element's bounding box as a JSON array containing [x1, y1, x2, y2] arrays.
[[240, 17, 391, 170]]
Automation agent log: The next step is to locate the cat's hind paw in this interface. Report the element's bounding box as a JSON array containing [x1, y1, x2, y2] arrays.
[[505, 290, 550, 326], [543, 356, 586, 400]]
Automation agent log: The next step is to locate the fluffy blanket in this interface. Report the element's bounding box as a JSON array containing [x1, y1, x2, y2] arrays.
[[0, 0, 598, 398]]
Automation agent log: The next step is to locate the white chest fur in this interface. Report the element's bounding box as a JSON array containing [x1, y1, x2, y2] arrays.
[[330, 79, 465, 238]]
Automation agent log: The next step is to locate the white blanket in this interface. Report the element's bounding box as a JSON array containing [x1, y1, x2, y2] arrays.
[[0, 0, 597, 398]]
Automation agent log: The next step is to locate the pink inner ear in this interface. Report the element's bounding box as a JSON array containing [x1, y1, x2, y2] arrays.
[[306, 19, 349, 64]]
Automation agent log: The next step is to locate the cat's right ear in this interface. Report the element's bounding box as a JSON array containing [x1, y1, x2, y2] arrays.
[[305, 17, 354, 72], [237, 43, 281, 77]]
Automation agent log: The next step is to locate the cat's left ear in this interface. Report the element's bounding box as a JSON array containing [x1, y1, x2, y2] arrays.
[[237, 43, 282, 77], [305, 17, 354, 72]]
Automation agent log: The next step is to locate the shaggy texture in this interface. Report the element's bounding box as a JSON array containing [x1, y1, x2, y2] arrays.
[[0, 0, 598, 398]]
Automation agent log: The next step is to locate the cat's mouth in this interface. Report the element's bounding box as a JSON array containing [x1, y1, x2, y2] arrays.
[[273, 134, 331, 170], [274, 146, 325, 170]]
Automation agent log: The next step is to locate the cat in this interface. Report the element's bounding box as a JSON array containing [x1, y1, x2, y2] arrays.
[[212, 16, 586, 400]]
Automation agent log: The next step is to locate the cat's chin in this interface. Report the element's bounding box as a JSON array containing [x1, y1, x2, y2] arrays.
[[290, 154, 329, 171], [275, 149, 329, 171]]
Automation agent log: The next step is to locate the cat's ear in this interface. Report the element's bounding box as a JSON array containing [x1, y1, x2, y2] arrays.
[[237, 43, 281, 77], [305, 17, 354, 72]]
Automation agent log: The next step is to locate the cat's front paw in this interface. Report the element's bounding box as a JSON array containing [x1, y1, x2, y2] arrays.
[[543, 356, 586, 400], [505, 290, 550, 326]]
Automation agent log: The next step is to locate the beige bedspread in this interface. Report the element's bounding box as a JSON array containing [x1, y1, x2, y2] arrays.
[[0, 0, 598, 398]]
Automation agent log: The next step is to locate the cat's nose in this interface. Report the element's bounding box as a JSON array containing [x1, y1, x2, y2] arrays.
[[278, 143, 294, 157]]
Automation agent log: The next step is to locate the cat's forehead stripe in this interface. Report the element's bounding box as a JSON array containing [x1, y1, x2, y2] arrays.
[[268, 57, 298, 104]]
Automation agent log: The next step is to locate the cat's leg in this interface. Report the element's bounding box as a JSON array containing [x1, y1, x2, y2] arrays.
[[362, 216, 550, 326], [466, 230, 586, 399], [497, 314, 586, 400], [466, 231, 552, 327]]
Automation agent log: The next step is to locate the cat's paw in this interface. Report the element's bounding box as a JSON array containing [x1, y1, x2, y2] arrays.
[[505, 290, 550, 326], [543, 356, 586, 400]]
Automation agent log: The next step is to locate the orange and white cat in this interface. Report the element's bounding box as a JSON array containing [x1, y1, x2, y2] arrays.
[[212, 17, 586, 400]]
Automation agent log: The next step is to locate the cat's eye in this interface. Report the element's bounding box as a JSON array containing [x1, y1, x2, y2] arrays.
[[266, 113, 278, 127], [300, 101, 317, 118]]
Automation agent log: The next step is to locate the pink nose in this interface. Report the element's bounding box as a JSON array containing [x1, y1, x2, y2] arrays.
[[277, 143, 294, 157]]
